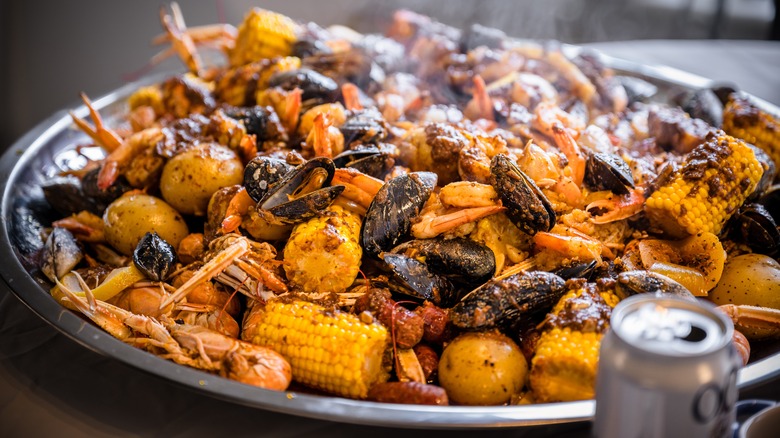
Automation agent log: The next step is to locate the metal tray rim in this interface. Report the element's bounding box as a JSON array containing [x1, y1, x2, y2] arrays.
[[1, 55, 779, 429]]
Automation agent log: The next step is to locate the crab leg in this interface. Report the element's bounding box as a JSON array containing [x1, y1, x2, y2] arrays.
[[718, 304, 780, 341], [160, 238, 249, 308], [69, 93, 123, 152]]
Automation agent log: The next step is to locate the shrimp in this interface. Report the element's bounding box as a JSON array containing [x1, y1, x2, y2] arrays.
[[97, 127, 165, 190]]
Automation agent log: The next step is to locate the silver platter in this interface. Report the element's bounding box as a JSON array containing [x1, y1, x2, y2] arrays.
[[1, 50, 779, 429]]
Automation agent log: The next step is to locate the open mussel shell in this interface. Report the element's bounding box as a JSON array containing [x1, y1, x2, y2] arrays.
[[615, 270, 696, 301], [133, 232, 177, 282], [361, 171, 437, 258], [259, 157, 340, 223], [450, 271, 566, 330], [490, 154, 555, 235], [584, 152, 635, 195], [382, 253, 456, 307], [268, 68, 339, 103], [333, 145, 395, 179], [41, 227, 83, 283], [244, 156, 295, 203], [728, 203, 780, 256], [392, 237, 495, 288]]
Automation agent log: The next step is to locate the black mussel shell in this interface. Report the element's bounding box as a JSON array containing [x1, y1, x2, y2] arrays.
[[268, 68, 339, 103], [267, 185, 344, 223], [676, 88, 723, 128], [450, 271, 566, 330], [392, 237, 495, 288], [133, 232, 177, 282], [729, 203, 780, 256], [226, 106, 286, 143], [259, 157, 335, 208], [584, 152, 635, 195], [490, 154, 555, 235], [552, 260, 599, 281], [382, 253, 455, 307], [615, 270, 696, 301], [244, 156, 295, 203], [332, 146, 395, 179], [759, 184, 780, 223], [41, 177, 98, 216], [361, 172, 437, 258], [340, 108, 388, 145], [748, 145, 776, 201]]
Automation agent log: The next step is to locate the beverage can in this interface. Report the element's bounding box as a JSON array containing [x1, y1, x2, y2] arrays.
[[594, 294, 741, 438]]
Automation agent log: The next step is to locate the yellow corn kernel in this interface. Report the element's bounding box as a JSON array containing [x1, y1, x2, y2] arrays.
[[283, 205, 362, 293], [530, 283, 613, 402], [229, 8, 298, 67], [723, 96, 780, 169], [645, 133, 763, 238], [531, 327, 602, 402], [243, 299, 389, 399]]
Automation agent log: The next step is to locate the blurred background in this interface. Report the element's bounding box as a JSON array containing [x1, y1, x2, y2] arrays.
[[1, 0, 777, 150]]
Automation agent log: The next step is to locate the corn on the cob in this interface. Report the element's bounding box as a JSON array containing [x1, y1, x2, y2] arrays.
[[229, 8, 297, 68], [242, 299, 389, 399], [723, 96, 780, 170], [283, 205, 363, 293], [644, 133, 764, 238], [529, 280, 617, 403]]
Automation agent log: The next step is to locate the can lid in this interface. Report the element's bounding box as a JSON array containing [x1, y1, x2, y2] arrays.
[[612, 295, 731, 357]]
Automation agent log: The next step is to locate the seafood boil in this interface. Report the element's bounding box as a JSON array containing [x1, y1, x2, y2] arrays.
[[36, 4, 780, 407]]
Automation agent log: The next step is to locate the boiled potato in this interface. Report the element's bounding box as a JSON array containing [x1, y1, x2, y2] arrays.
[[160, 143, 243, 216], [103, 193, 189, 255], [709, 253, 780, 309], [438, 331, 527, 405]]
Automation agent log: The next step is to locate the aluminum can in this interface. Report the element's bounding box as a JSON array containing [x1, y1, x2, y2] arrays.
[[593, 294, 740, 438]]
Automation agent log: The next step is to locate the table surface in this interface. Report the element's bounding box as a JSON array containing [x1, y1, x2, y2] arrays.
[[2, 39, 780, 438]]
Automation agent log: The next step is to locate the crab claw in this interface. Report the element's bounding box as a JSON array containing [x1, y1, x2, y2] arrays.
[[718, 304, 780, 341], [69, 93, 123, 152]]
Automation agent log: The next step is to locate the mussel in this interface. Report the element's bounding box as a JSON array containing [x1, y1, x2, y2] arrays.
[[339, 108, 388, 145], [41, 177, 98, 216], [727, 203, 780, 256], [332, 145, 395, 179], [584, 152, 635, 195], [382, 253, 456, 307], [615, 270, 696, 301], [256, 157, 343, 223], [450, 271, 567, 330], [675, 88, 723, 128], [243, 156, 294, 202], [41, 227, 83, 283], [552, 260, 599, 281], [268, 68, 339, 104], [391, 237, 496, 288], [490, 154, 555, 235], [361, 172, 437, 258], [226, 106, 286, 144], [133, 232, 177, 282]]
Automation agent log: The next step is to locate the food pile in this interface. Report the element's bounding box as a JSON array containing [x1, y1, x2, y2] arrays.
[[40, 4, 780, 406]]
